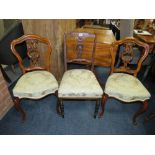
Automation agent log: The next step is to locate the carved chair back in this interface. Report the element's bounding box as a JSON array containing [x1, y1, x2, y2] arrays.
[[64, 32, 96, 71], [110, 37, 149, 77], [11, 34, 52, 74]]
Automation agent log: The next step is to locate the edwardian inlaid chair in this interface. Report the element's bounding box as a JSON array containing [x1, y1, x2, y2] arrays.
[[58, 32, 103, 118], [11, 34, 58, 120], [99, 37, 151, 124]]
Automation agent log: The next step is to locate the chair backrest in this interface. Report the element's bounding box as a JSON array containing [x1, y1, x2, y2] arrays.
[[0, 21, 27, 65], [110, 37, 149, 77], [11, 34, 52, 74], [64, 32, 96, 71]]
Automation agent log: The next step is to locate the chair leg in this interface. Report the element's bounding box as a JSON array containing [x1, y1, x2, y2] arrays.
[[60, 99, 64, 118], [133, 100, 149, 125], [99, 93, 108, 118], [14, 97, 26, 121], [56, 99, 62, 115], [55, 91, 61, 115], [94, 99, 100, 118]]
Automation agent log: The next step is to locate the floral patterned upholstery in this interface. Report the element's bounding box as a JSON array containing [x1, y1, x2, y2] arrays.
[[105, 73, 151, 102], [13, 70, 58, 99], [58, 69, 103, 98]]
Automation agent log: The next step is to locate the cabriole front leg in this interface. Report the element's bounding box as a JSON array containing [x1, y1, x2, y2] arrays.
[[14, 97, 26, 121], [133, 100, 149, 125]]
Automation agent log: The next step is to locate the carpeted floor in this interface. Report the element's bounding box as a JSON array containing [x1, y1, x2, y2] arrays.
[[0, 66, 155, 135]]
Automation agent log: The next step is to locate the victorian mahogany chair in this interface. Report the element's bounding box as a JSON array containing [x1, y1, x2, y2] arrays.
[[99, 37, 151, 124], [11, 34, 58, 121], [58, 32, 103, 118]]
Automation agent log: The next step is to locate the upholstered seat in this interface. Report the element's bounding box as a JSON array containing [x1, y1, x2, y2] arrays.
[[105, 73, 151, 102], [13, 70, 58, 99], [99, 37, 150, 124], [58, 32, 102, 118], [58, 69, 103, 98], [10, 34, 59, 120]]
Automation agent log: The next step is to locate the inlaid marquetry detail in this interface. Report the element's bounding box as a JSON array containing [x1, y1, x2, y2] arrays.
[[64, 32, 96, 71]]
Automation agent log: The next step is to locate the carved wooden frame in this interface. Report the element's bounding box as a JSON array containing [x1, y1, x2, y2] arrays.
[[110, 37, 149, 76], [64, 32, 96, 71], [99, 37, 150, 125], [58, 32, 101, 118], [11, 34, 52, 74], [10, 34, 58, 121]]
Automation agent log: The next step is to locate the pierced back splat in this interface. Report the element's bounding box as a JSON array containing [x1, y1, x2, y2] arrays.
[[27, 39, 40, 68], [11, 34, 52, 74], [110, 37, 149, 77], [120, 43, 134, 69]]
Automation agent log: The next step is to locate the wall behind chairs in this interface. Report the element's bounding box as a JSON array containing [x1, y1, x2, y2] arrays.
[[22, 19, 76, 81], [120, 19, 135, 39], [0, 21, 27, 66], [0, 70, 13, 119], [0, 20, 4, 38]]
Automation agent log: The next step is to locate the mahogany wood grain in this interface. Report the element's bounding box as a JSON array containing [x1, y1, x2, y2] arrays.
[[133, 100, 149, 125], [136, 34, 155, 44], [110, 37, 149, 77], [74, 28, 116, 67], [11, 34, 52, 74], [64, 32, 96, 71], [14, 97, 26, 121]]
